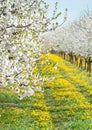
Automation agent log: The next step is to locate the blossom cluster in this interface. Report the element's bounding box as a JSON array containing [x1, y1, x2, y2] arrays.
[[0, 0, 61, 98]]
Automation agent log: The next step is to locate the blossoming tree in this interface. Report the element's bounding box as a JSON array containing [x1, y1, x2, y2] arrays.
[[44, 11, 92, 58], [0, 0, 63, 99]]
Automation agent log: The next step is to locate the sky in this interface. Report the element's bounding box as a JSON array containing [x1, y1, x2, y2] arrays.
[[45, 0, 92, 24]]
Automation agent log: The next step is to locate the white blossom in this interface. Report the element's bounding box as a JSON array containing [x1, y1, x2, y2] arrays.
[[0, 0, 62, 99]]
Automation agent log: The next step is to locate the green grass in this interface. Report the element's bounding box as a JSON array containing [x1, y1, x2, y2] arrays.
[[0, 54, 92, 130]]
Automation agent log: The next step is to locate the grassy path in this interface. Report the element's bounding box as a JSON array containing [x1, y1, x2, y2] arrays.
[[0, 54, 92, 130], [39, 54, 92, 129], [48, 54, 92, 103], [0, 87, 53, 129]]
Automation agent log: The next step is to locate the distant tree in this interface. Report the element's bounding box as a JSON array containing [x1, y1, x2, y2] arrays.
[[44, 10, 92, 58], [73, 10, 92, 57]]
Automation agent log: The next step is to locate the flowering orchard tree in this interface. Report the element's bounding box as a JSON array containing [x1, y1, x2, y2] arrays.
[[44, 11, 92, 58], [63, 11, 92, 58], [72, 11, 92, 57], [0, 0, 62, 99]]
